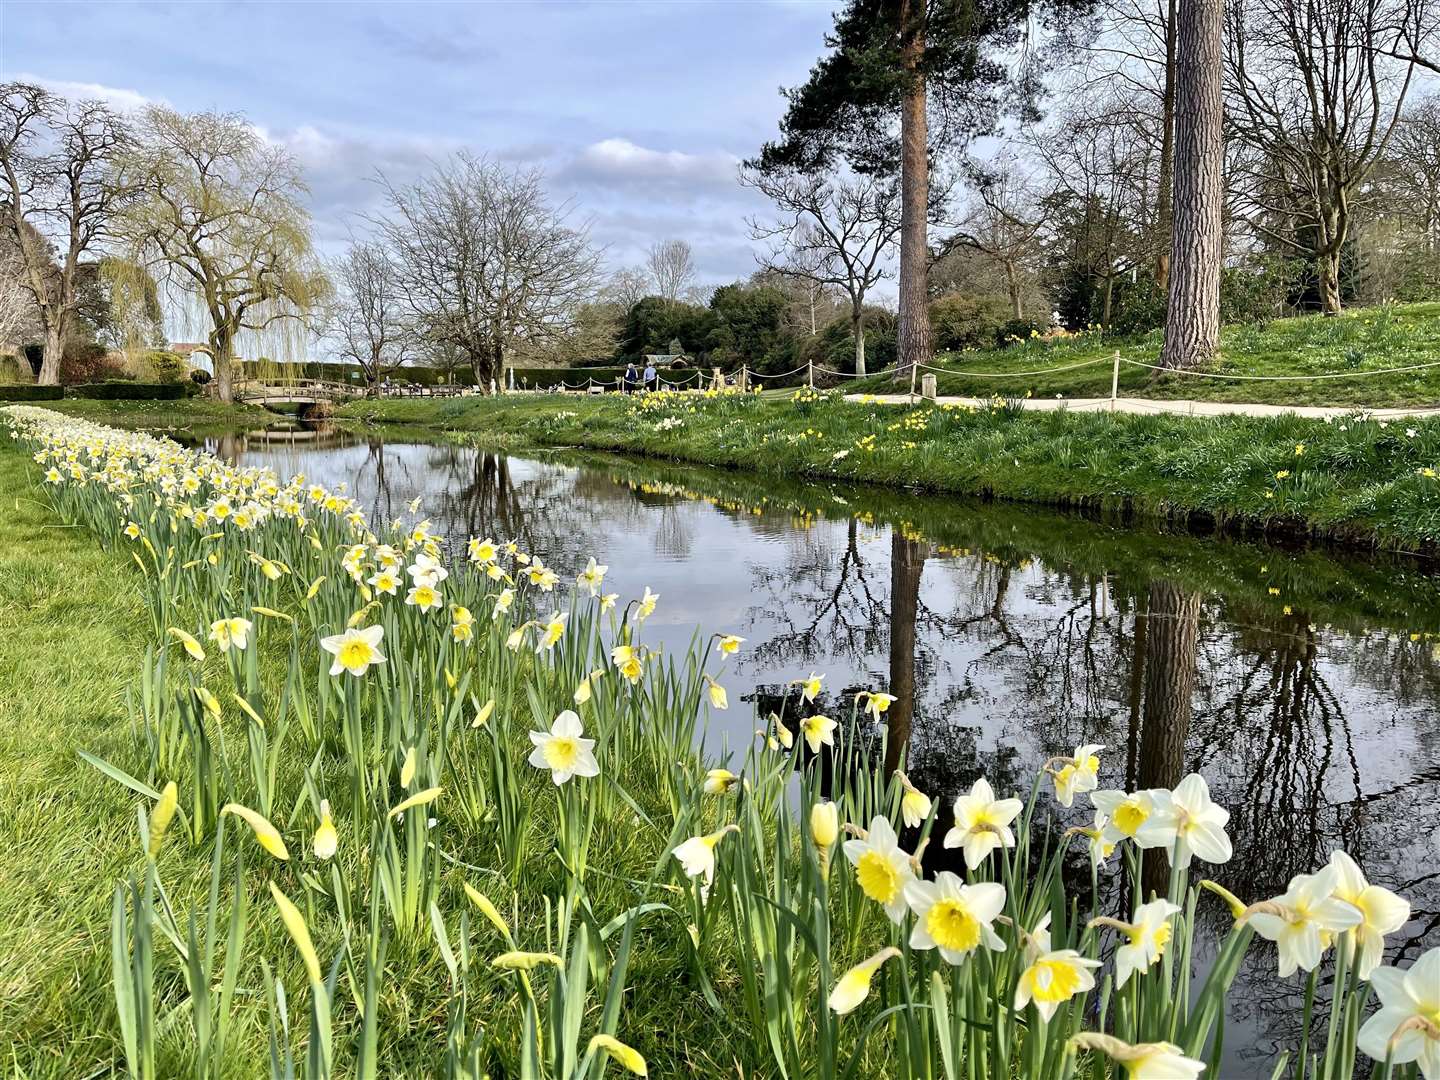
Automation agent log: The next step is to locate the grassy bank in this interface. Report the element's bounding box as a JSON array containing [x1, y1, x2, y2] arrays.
[[843, 302, 1440, 408], [41, 396, 270, 432], [338, 391, 1440, 551]]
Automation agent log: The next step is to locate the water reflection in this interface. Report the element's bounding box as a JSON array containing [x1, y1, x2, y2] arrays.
[[210, 425, 1440, 1069]]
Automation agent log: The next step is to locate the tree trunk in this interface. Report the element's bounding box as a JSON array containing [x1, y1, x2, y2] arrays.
[[1317, 249, 1343, 315], [852, 307, 867, 376], [38, 322, 63, 386], [1155, 0, 1178, 293], [1005, 260, 1023, 320], [1159, 0, 1224, 371], [1102, 274, 1115, 332], [884, 531, 926, 776], [896, 0, 931, 382], [1138, 580, 1200, 895], [212, 329, 234, 404]]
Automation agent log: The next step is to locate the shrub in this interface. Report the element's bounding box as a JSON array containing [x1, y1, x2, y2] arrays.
[[65, 381, 186, 400], [0, 384, 63, 401], [511, 366, 632, 390], [0, 354, 28, 384], [930, 294, 1018, 351], [144, 350, 189, 383], [190, 368, 212, 385], [60, 344, 128, 385]]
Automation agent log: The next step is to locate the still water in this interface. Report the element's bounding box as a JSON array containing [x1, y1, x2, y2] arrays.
[[207, 422, 1439, 1073]]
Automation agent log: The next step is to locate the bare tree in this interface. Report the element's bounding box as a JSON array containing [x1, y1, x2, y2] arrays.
[[121, 106, 325, 402], [744, 168, 900, 374], [940, 158, 1046, 320], [376, 152, 602, 393], [0, 83, 133, 385], [327, 241, 410, 396], [645, 239, 695, 304], [604, 266, 651, 312], [1389, 94, 1440, 258], [0, 258, 36, 352], [1225, 0, 1424, 314], [1161, 0, 1224, 367]]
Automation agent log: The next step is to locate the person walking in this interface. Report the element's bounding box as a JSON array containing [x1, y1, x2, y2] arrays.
[[643, 360, 657, 392], [623, 362, 639, 394]]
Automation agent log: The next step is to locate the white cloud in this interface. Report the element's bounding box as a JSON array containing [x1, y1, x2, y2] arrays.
[[564, 138, 739, 190], [13, 73, 159, 114]]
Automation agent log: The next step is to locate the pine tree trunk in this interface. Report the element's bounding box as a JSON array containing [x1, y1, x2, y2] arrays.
[[884, 530, 926, 776], [896, 0, 932, 382], [1159, 0, 1224, 371], [852, 307, 867, 376], [1138, 581, 1200, 894], [38, 322, 63, 386]]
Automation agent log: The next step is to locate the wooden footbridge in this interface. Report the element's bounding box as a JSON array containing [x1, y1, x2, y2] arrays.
[[233, 379, 354, 407]]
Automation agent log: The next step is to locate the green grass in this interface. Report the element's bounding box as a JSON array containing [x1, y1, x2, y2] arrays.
[[337, 391, 1440, 551], [39, 396, 271, 433], [844, 301, 1440, 408]]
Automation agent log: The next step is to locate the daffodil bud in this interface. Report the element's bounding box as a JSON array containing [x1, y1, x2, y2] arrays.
[[147, 781, 178, 858], [313, 799, 337, 860], [810, 801, 839, 880]]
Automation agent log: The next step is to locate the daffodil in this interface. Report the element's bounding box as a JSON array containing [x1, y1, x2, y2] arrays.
[[828, 947, 901, 1015], [405, 582, 443, 612], [1327, 850, 1410, 979], [861, 691, 895, 721], [772, 714, 794, 750], [717, 634, 744, 656], [577, 556, 608, 597], [492, 587, 515, 618], [600, 591, 618, 611], [1357, 947, 1440, 1078], [636, 586, 659, 620], [207, 616, 252, 652], [587, 1034, 647, 1075], [320, 625, 386, 677], [147, 781, 178, 858], [222, 803, 289, 860], [1067, 1034, 1206, 1080], [367, 569, 399, 596], [673, 825, 739, 883], [167, 626, 207, 662], [795, 671, 824, 703], [943, 777, 1023, 870], [467, 536, 497, 563], [904, 871, 1007, 964], [527, 710, 599, 785], [896, 771, 932, 828], [537, 611, 567, 651], [799, 713, 836, 753], [612, 644, 645, 683], [269, 881, 323, 986], [842, 815, 916, 923], [407, 552, 448, 586], [704, 675, 728, 710], [388, 786, 442, 818], [1015, 948, 1101, 1020], [1246, 863, 1363, 977], [1048, 743, 1103, 807], [704, 768, 740, 795], [463, 882, 511, 937], [493, 951, 562, 970], [1135, 773, 1232, 869], [313, 799, 337, 859], [1090, 788, 1163, 845], [1101, 899, 1181, 988]]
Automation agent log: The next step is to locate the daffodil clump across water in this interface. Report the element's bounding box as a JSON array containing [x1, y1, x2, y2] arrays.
[[5, 403, 1435, 1080]]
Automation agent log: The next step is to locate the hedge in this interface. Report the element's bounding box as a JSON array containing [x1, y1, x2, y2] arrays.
[[0, 384, 63, 401], [66, 381, 187, 400]]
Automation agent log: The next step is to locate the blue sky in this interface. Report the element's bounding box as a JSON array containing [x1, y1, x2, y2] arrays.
[[3, 1, 843, 285]]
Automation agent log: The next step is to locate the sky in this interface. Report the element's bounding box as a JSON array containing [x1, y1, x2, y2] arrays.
[[1, 0, 846, 287]]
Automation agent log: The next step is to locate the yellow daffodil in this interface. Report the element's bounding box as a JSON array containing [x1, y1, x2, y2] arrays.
[[223, 803, 289, 860], [703, 768, 740, 795], [1015, 948, 1101, 1020], [207, 616, 252, 652], [828, 947, 901, 1015], [269, 881, 323, 986], [843, 815, 916, 923], [943, 778, 1022, 870], [799, 713, 836, 754], [313, 799, 337, 859], [1068, 1034, 1206, 1080]]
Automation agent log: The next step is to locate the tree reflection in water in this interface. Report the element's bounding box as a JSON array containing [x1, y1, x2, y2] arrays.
[[213, 429, 1440, 1067]]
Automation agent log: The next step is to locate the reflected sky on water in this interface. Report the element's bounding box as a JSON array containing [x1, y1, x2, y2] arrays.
[[211, 423, 1440, 1072]]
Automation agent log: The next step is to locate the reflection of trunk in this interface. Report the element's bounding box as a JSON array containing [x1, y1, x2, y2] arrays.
[[885, 532, 926, 775], [1138, 581, 1199, 896], [1125, 592, 1149, 789]]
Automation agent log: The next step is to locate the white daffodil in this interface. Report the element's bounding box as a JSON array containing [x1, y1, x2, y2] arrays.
[[577, 556, 608, 597], [537, 611, 567, 651], [1136, 773, 1232, 869], [407, 552, 448, 586], [1328, 850, 1411, 979], [1015, 948, 1102, 1021], [526, 710, 599, 785], [703, 768, 740, 795], [1049, 743, 1103, 807], [717, 634, 744, 656], [208, 616, 252, 652], [405, 582, 443, 613], [319, 625, 386, 677], [842, 815, 916, 923], [1246, 864, 1363, 978], [904, 872, 1007, 965], [944, 777, 1023, 870], [673, 825, 738, 884], [1090, 788, 1165, 847], [828, 947, 901, 1015], [861, 691, 895, 721], [367, 569, 399, 596], [636, 586, 659, 620], [796, 671, 824, 703], [799, 713, 836, 754], [467, 536, 497, 563], [1357, 948, 1440, 1079], [1108, 899, 1181, 989]]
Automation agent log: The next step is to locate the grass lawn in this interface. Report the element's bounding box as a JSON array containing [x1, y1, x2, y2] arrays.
[[337, 391, 1440, 551], [39, 396, 270, 433], [844, 301, 1440, 408]]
